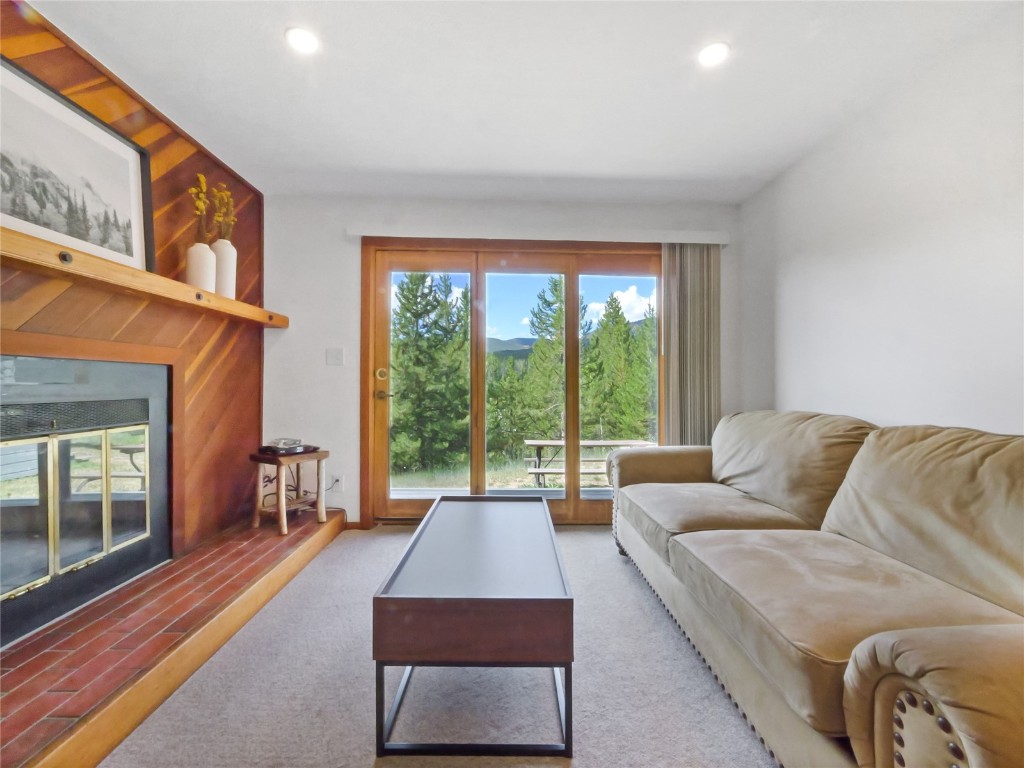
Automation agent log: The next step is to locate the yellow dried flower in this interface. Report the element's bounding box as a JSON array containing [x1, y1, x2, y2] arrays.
[[188, 173, 211, 241], [211, 182, 237, 240]]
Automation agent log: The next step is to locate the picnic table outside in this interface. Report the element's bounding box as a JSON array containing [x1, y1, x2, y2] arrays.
[[523, 439, 655, 487]]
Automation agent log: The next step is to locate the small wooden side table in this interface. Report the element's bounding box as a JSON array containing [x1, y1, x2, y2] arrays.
[[249, 449, 329, 535]]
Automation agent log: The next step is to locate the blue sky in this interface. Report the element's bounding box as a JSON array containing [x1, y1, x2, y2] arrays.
[[391, 272, 656, 340]]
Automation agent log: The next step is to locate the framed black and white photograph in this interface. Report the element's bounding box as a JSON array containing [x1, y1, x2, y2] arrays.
[[1, 57, 154, 271]]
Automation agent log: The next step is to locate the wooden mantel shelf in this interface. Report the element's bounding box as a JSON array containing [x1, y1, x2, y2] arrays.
[[1, 228, 288, 329]]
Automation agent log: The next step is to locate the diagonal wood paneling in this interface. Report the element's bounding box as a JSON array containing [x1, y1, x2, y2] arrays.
[[70, 292, 148, 340], [0, 271, 72, 327], [0, 1, 268, 554], [17, 283, 114, 335]]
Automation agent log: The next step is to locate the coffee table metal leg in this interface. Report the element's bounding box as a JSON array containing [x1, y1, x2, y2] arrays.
[[378, 664, 415, 755], [563, 664, 572, 756], [553, 664, 572, 756], [383, 665, 415, 743], [375, 662, 384, 757], [378, 663, 571, 757]]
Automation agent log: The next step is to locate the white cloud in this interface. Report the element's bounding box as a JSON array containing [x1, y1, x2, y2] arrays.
[[585, 301, 605, 325], [585, 285, 657, 325], [520, 316, 530, 325], [617, 285, 656, 321]]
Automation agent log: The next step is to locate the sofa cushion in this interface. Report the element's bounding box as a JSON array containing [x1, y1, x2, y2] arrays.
[[822, 426, 1024, 616], [618, 482, 809, 562], [667, 530, 1023, 736], [711, 411, 876, 528]]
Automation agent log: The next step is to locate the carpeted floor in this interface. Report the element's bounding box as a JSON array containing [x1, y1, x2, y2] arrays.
[[101, 526, 777, 768]]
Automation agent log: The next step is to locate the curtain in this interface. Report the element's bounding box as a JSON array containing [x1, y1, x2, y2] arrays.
[[662, 243, 721, 445]]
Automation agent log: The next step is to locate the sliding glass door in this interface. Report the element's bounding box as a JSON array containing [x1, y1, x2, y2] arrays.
[[485, 272, 566, 497], [388, 269, 472, 496], [364, 240, 660, 523], [578, 273, 659, 498]]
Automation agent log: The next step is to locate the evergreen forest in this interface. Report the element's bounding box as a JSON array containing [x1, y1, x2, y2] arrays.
[[389, 273, 657, 480], [1, 153, 133, 256]]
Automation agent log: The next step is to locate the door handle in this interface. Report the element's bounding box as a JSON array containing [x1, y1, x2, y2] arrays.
[[375, 390, 394, 400]]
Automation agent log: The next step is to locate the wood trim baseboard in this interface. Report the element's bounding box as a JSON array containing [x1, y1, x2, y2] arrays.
[[28, 512, 347, 768]]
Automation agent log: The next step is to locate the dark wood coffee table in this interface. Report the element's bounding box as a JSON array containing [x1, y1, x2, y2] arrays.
[[373, 495, 573, 757]]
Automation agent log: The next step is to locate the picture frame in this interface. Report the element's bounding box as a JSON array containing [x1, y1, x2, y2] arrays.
[[0, 56, 154, 271]]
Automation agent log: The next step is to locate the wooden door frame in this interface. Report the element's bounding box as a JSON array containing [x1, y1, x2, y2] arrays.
[[359, 237, 661, 528]]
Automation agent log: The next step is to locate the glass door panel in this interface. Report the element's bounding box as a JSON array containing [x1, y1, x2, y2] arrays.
[[579, 274, 659, 499], [108, 426, 149, 548], [0, 439, 50, 596], [388, 271, 472, 497], [57, 431, 106, 570], [485, 273, 566, 497]]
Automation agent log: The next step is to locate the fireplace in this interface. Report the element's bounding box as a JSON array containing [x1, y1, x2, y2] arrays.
[[0, 355, 170, 645]]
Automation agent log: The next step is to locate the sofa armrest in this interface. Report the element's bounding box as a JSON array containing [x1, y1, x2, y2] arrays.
[[844, 624, 1024, 768], [606, 445, 713, 488]]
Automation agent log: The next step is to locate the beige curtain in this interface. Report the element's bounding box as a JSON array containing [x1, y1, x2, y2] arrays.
[[662, 243, 721, 445]]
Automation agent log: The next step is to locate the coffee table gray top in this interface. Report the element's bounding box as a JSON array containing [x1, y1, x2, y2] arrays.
[[381, 497, 570, 599]]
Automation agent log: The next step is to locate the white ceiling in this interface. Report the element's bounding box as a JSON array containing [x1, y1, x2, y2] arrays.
[[31, 0, 1010, 204]]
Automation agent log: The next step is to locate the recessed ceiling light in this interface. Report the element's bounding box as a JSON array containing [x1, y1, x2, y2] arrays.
[[285, 27, 320, 55], [698, 42, 730, 68]]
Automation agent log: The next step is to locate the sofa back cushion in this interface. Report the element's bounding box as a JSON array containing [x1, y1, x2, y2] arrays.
[[822, 426, 1024, 616], [711, 411, 876, 528]]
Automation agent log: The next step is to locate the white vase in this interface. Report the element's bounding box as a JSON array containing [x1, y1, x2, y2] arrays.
[[184, 243, 216, 292], [211, 238, 237, 299]]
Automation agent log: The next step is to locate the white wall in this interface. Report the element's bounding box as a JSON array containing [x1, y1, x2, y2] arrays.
[[263, 198, 744, 521], [740, 8, 1023, 433]]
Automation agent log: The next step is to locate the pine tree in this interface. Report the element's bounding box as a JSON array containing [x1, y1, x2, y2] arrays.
[[485, 354, 528, 461], [581, 294, 657, 441], [632, 306, 659, 441], [78, 193, 91, 241], [518, 276, 593, 443], [521, 277, 567, 441], [389, 273, 470, 474], [584, 295, 635, 438], [99, 210, 113, 246], [8, 169, 29, 219], [63, 188, 78, 236]]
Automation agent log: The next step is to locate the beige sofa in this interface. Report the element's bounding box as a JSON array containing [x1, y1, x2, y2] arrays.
[[608, 411, 1024, 768]]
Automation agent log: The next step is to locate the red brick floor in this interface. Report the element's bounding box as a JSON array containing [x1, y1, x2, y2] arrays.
[[0, 512, 332, 768]]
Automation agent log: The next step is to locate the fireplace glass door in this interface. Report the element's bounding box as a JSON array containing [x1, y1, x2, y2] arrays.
[[57, 430, 106, 571], [109, 426, 149, 548], [0, 438, 50, 597], [0, 425, 151, 600]]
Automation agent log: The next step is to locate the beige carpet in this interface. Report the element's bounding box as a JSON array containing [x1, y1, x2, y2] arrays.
[[101, 525, 777, 768]]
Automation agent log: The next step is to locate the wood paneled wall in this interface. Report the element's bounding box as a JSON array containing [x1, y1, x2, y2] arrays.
[[0, 1, 266, 554]]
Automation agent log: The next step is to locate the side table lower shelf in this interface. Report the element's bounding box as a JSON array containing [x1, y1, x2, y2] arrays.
[[250, 449, 330, 534]]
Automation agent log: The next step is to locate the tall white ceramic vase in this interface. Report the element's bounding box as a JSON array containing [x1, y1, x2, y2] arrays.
[[184, 242, 217, 292], [211, 239, 237, 299]]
